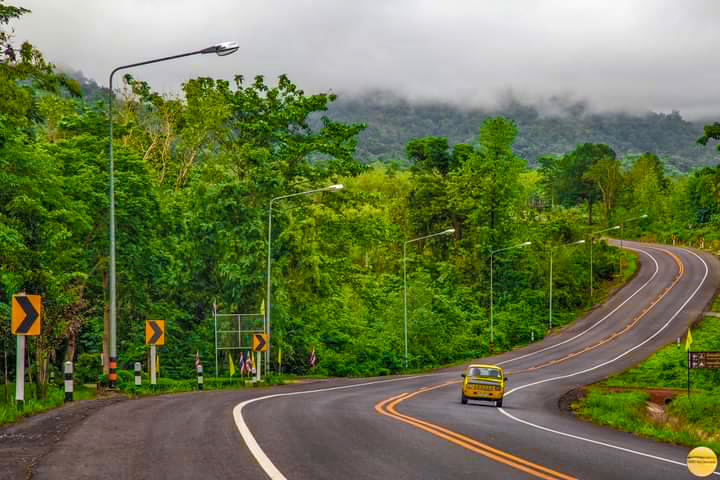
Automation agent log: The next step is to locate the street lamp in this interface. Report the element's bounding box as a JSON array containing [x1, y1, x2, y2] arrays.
[[490, 242, 531, 345], [590, 225, 620, 301], [266, 184, 343, 373], [403, 228, 454, 368], [619, 214, 648, 250], [108, 42, 238, 387], [549, 239, 585, 330]]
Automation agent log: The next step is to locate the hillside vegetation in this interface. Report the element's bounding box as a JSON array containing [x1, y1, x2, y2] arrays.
[[323, 92, 719, 171], [1, 2, 719, 405]]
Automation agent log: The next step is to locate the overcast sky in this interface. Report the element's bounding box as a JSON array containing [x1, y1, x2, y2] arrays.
[[9, 0, 720, 119]]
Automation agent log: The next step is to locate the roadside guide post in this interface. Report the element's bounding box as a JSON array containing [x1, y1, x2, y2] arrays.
[[150, 346, 157, 385], [134, 362, 142, 386], [11, 293, 42, 408], [145, 320, 165, 386], [64, 361, 73, 403], [197, 364, 203, 390]]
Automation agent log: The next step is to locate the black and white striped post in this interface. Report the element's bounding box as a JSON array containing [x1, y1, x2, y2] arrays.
[[64, 361, 73, 403], [197, 364, 203, 390], [134, 362, 142, 386]]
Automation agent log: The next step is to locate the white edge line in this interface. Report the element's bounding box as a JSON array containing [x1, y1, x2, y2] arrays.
[[233, 374, 442, 480], [498, 246, 658, 366], [499, 248, 719, 476]]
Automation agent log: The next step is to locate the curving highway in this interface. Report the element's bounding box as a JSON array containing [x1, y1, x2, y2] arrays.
[[31, 242, 720, 479]]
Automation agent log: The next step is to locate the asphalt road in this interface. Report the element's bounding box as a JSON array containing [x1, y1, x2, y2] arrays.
[[28, 242, 720, 479]]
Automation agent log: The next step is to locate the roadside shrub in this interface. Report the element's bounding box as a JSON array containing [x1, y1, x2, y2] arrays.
[[75, 353, 102, 384]]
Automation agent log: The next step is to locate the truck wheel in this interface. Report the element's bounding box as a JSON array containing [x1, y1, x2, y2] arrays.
[[496, 398, 503, 408], [461, 394, 468, 405]]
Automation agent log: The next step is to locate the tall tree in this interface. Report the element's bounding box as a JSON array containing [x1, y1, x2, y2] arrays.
[[584, 152, 623, 225], [554, 144, 613, 225]]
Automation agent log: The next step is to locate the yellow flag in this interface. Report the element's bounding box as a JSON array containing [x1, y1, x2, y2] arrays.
[[685, 328, 693, 351], [278, 348, 282, 368], [228, 353, 236, 376], [260, 300, 265, 316], [156, 353, 160, 374], [250, 351, 256, 373]]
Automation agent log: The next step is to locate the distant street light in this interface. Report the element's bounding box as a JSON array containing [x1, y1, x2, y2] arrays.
[[490, 242, 532, 346], [107, 42, 238, 387], [549, 239, 585, 330], [403, 228, 454, 368], [590, 225, 620, 301], [619, 214, 648, 250], [267, 185, 343, 371], [618, 214, 648, 275]]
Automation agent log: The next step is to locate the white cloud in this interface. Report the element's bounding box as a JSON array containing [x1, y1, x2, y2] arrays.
[[10, 0, 720, 119]]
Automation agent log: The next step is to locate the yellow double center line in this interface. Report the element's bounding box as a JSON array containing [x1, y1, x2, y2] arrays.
[[375, 382, 577, 480], [522, 247, 684, 373]]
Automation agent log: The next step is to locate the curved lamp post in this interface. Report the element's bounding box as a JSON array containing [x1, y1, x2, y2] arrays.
[[108, 42, 238, 386], [403, 228, 454, 368], [589, 225, 620, 301], [619, 214, 648, 250], [266, 184, 343, 371], [490, 242, 531, 345], [549, 239, 585, 330]]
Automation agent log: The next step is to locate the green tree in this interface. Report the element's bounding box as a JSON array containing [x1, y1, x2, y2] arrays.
[[697, 122, 720, 152]]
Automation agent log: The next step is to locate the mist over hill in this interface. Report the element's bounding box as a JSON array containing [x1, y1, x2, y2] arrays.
[[66, 68, 718, 172], [324, 91, 719, 172]]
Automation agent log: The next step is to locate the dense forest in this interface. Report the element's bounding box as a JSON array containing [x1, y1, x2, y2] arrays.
[[322, 91, 719, 171], [1, 3, 719, 396]]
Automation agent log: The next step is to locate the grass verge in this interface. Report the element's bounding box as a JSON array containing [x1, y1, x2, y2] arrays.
[[0, 384, 96, 425], [573, 315, 720, 455]]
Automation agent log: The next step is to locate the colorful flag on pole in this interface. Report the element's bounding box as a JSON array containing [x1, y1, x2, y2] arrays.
[[685, 328, 693, 351], [156, 353, 160, 374], [260, 300, 265, 316], [194, 351, 201, 369], [250, 351, 257, 374], [228, 353, 236, 376], [239, 352, 246, 375], [278, 348, 282, 370], [245, 352, 253, 374], [309, 347, 316, 368]]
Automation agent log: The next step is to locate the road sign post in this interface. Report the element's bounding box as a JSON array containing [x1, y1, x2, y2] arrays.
[[12, 294, 42, 407], [15, 336, 24, 408], [197, 365, 203, 390], [150, 345, 157, 385], [134, 362, 142, 386], [145, 320, 165, 386], [252, 333, 268, 382]]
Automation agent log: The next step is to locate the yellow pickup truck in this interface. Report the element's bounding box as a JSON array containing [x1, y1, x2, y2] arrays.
[[460, 364, 509, 407]]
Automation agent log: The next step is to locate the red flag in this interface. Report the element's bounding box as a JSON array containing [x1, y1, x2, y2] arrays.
[[309, 348, 316, 368], [194, 351, 201, 369]]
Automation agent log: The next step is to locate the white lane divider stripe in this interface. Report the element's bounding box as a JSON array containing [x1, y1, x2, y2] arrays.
[[233, 374, 442, 479], [500, 248, 719, 476], [498, 246, 658, 366]]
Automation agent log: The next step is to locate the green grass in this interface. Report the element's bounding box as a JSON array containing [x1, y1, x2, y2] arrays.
[[0, 384, 96, 426], [601, 316, 720, 390], [575, 388, 720, 454], [114, 371, 286, 397], [575, 314, 720, 454]]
